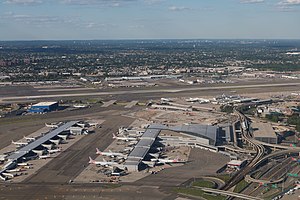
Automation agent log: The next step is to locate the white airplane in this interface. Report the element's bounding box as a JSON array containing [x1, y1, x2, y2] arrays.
[[112, 133, 138, 141], [12, 140, 28, 147], [152, 157, 187, 164], [21, 165, 33, 169], [57, 134, 68, 140], [17, 162, 30, 166], [0, 174, 7, 181], [96, 148, 127, 158], [124, 147, 134, 152], [128, 141, 138, 146], [6, 168, 24, 172], [88, 157, 118, 167], [73, 104, 88, 108], [161, 98, 173, 102], [110, 171, 128, 176], [48, 148, 61, 154], [45, 123, 58, 128], [23, 136, 36, 142], [185, 98, 210, 103], [142, 161, 156, 168], [39, 154, 52, 159], [149, 153, 160, 158], [2, 172, 14, 178]]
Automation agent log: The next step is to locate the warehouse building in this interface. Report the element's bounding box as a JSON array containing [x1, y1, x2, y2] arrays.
[[28, 102, 59, 113]]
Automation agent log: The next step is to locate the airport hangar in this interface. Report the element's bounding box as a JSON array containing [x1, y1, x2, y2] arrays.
[[28, 101, 59, 113], [123, 124, 233, 172], [0, 121, 78, 177]]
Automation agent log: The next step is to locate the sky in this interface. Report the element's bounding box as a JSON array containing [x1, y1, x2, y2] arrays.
[[0, 0, 300, 40]]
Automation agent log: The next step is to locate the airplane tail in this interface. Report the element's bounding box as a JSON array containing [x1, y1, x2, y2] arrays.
[[89, 156, 94, 164], [173, 156, 180, 162], [112, 133, 117, 139], [96, 148, 101, 155]]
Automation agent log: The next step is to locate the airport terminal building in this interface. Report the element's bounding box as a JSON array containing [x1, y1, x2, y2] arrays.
[[123, 123, 231, 172]]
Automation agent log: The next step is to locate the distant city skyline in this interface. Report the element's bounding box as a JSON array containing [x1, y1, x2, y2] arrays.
[[0, 0, 300, 40]]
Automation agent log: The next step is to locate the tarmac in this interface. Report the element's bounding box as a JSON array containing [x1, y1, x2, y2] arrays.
[[133, 148, 229, 187], [23, 115, 134, 184]]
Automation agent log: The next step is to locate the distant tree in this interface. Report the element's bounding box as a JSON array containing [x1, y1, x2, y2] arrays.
[[287, 115, 300, 132], [266, 114, 280, 123], [220, 105, 233, 113]]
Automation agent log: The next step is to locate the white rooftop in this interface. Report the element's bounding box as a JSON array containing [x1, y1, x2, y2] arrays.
[[32, 102, 58, 107], [228, 160, 244, 166]]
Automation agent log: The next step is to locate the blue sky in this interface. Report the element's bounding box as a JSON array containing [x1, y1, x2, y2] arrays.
[[0, 0, 300, 40]]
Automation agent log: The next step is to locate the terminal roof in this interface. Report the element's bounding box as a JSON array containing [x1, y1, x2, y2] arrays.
[[6, 121, 77, 161]]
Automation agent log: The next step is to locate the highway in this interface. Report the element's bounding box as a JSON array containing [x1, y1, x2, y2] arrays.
[[199, 187, 263, 200], [222, 110, 266, 190], [1, 82, 300, 102], [223, 109, 300, 199]]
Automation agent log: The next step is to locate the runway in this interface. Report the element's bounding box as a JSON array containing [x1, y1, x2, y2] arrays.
[[1, 82, 300, 102]]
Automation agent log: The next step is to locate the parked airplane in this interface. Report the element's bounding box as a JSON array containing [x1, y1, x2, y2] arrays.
[[12, 140, 28, 147], [48, 148, 61, 154], [0, 174, 7, 181], [149, 153, 160, 158], [88, 157, 118, 167], [142, 161, 156, 168], [158, 157, 186, 164], [17, 162, 30, 166], [112, 133, 138, 141], [185, 98, 210, 103], [161, 98, 173, 102], [128, 141, 138, 146], [96, 148, 127, 158], [39, 154, 52, 159], [73, 104, 88, 108], [151, 157, 186, 164], [23, 136, 36, 142], [45, 123, 59, 128], [110, 171, 128, 176], [2, 172, 14, 178], [6, 168, 24, 172], [123, 147, 134, 152]]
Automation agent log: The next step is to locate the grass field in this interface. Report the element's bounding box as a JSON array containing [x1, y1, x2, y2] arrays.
[[192, 180, 215, 188], [233, 180, 249, 193], [175, 188, 226, 200]]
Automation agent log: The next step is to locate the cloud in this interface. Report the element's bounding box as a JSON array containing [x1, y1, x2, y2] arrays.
[[275, 5, 296, 11], [144, 0, 164, 5], [168, 6, 191, 11], [240, 0, 264, 3], [3, 0, 42, 5], [0, 12, 74, 26], [60, 0, 136, 6], [278, 0, 300, 5], [84, 22, 116, 29]]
